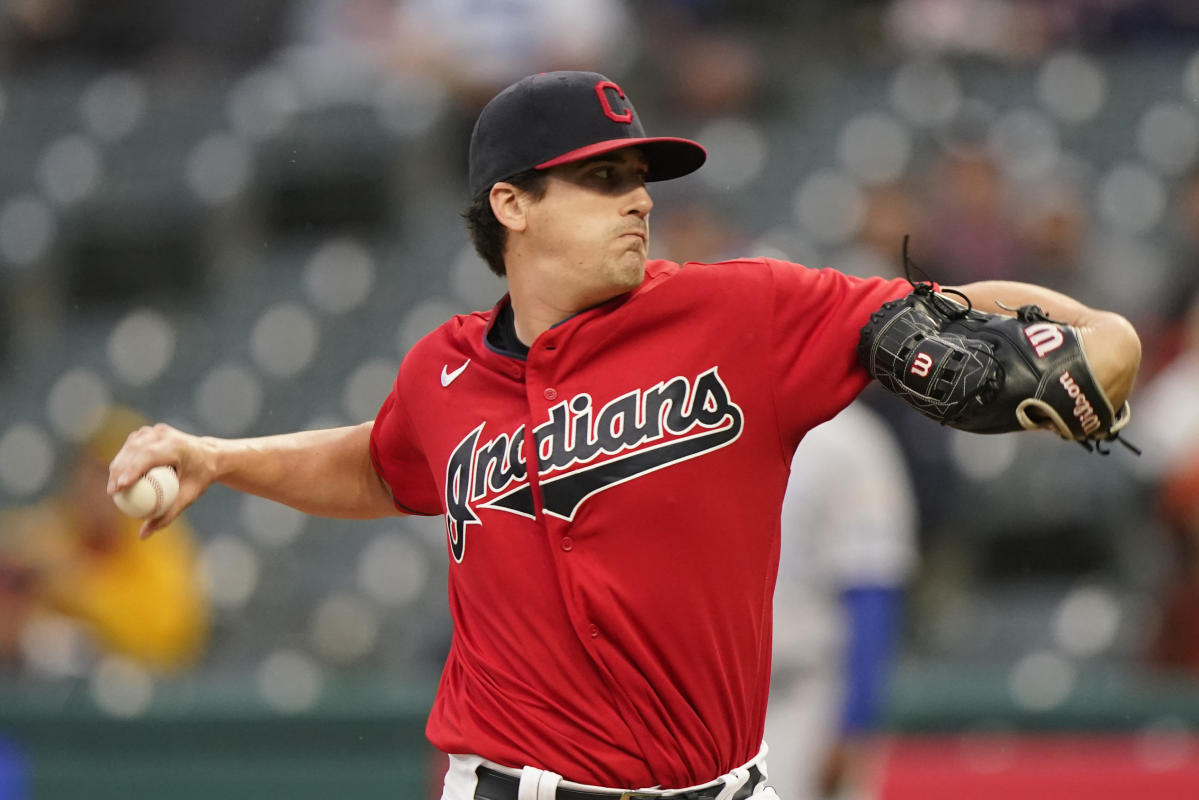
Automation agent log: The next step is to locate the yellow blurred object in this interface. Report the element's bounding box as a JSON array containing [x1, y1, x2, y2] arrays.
[[26, 507, 207, 673], [1, 404, 209, 674]]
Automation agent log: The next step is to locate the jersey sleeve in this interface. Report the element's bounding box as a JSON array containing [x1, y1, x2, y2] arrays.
[[369, 374, 442, 516], [765, 259, 913, 445]]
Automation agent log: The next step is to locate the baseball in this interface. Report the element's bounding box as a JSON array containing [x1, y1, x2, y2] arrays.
[[112, 465, 179, 519]]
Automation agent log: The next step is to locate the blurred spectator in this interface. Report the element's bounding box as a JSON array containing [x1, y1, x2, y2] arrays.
[[883, 0, 1199, 59], [633, 2, 774, 119], [1, 0, 287, 70], [390, 0, 633, 106], [650, 27, 769, 117], [1086, 0, 1199, 45], [921, 148, 1023, 284], [288, 0, 634, 185], [766, 400, 918, 800], [393, 0, 634, 181], [1174, 169, 1199, 304], [1134, 292, 1199, 481], [1149, 448, 1199, 675], [884, 0, 1056, 61], [832, 183, 930, 280], [1143, 168, 1199, 379], [289, 0, 635, 114], [0, 406, 208, 676], [650, 199, 753, 264], [0, 553, 36, 675], [1012, 176, 1091, 297], [287, 0, 403, 66], [858, 184, 928, 268], [1140, 290, 1199, 675]]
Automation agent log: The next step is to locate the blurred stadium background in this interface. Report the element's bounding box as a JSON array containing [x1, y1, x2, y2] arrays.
[[3, 0, 1199, 797]]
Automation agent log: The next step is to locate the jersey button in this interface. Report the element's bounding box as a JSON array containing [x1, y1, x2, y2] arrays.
[[544, 387, 558, 401], [560, 537, 573, 552], [588, 624, 599, 639]]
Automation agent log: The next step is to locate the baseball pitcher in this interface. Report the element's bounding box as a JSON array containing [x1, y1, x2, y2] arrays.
[[108, 72, 1142, 799]]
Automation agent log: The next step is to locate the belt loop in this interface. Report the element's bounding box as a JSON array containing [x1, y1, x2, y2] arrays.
[[517, 766, 562, 800], [537, 768, 562, 800], [712, 767, 748, 800]]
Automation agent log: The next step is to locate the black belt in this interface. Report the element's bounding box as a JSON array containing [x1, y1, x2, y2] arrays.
[[474, 764, 764, 800]]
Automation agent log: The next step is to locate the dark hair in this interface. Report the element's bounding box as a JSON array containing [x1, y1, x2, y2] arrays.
[[463, 169, 548, 277]]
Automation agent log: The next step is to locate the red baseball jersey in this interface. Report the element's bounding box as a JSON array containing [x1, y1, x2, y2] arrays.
[[370, 257, 912, 787]]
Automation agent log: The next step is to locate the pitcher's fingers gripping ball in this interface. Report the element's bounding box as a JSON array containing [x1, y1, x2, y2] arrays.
[[112, 465, 179, 519], [857, 282, 1132, 452]]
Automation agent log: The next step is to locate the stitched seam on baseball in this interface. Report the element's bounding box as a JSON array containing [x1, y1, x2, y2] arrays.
[[149, 473, 164, 516]]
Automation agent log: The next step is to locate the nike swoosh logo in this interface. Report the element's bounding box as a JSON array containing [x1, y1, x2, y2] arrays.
[[440, 359, 471, 387]]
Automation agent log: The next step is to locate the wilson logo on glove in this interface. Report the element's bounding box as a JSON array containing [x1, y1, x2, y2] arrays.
[[910, 352, 934, 378], [1059, 371, 1102, 435], [1025, 322, 1065, 357]]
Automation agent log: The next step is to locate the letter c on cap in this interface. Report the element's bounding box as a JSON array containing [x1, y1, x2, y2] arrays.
[[595, 80, 634, 123]]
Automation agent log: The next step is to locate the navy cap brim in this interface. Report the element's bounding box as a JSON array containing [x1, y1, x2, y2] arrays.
[[536, 136, 707, 182]]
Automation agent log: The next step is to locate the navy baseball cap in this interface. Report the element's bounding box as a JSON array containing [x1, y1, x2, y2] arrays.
[[468, 71, 707, 198]]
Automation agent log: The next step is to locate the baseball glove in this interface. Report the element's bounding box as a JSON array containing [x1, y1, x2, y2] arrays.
[[858, 282, 1133, 453]]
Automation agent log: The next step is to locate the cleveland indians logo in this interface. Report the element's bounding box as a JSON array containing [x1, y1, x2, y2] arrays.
[[443, 367, 744, 562], [595, 80, 634, 123]]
